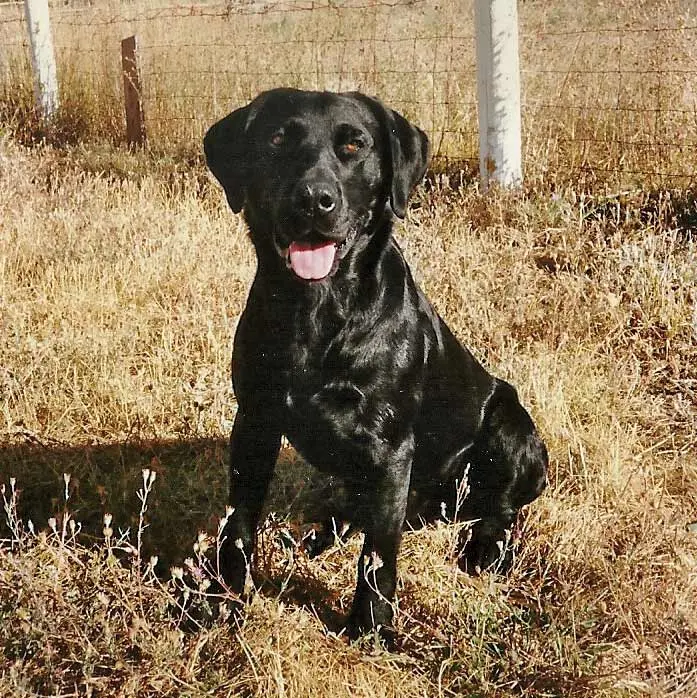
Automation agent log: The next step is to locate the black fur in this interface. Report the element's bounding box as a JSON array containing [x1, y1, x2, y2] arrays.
[[204, 88, 547, 638]]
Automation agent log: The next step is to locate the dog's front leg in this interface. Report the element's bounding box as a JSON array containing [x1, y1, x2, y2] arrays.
[[218, 410, 281, 596], [347, 437, 414, 640]]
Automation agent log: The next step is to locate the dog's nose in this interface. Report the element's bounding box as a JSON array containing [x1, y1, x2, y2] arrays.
[[316, 190, 336, 214], [295, 182, 339, 219]]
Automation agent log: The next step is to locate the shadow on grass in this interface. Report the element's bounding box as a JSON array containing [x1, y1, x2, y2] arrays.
[[257, 569, 348, 635], [0, 437, 612, 693], [0, 434, 353, 632], [0, 436, 230, 571], [0, 434, 334, 571]]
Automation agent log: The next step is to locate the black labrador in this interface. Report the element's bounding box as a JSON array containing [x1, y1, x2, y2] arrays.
[[204, 88, 547, 638]]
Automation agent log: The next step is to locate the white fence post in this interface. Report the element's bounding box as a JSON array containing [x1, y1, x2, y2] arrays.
[[475, 0, 522, 190], [24, 0, 59, 120]]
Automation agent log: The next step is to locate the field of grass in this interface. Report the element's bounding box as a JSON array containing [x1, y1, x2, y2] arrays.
[[1, 0, 697, 696]]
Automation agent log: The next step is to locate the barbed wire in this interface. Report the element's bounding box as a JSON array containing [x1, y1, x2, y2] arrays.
[[525, 24, 697, 37], [141, 35, 474, 49], [44, 0, 426, 26], [556, 136, 694, 149], [143, 67, 467, 78], [2, 0, 696, 184], [533, 103, 697, 116], [526, 68, 697, 76]]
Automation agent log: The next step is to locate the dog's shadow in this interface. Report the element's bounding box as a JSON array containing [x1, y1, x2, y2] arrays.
[[0, 435, 463, 655], [255, 567, 348, 635], [0, 436, 324, 568], [0, 435, 353, 622]]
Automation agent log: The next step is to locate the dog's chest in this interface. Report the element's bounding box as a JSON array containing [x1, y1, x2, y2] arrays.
[[277, 332, 403, 468], [282, 379, 401, 473]]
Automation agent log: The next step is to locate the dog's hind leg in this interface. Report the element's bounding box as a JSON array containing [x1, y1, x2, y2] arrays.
[[457, 381, 547, 574]]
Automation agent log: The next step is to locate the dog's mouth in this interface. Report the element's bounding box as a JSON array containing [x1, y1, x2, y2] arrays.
[[286, 240, 337, 281], [282, 230, 356, 282]]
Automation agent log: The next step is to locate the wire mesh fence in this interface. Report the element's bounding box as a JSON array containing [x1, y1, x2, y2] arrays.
[[2, 0, 697, 189]]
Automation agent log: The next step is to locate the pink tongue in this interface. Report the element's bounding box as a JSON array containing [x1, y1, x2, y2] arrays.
[[288, 241, 337, 280]]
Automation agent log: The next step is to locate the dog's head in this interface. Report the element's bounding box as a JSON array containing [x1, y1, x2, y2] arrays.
[[204, 88, 430, 282]]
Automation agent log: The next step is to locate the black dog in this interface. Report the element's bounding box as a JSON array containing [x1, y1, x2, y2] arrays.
[[204, 88, 547, 637]]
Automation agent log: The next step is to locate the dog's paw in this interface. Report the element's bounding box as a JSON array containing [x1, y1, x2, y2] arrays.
[[301, 527, 335, 558], [346, 593, 396, 645], [457, 523, 514, 575], [218, 539, 253, 596], [346, 607, 396, 650]]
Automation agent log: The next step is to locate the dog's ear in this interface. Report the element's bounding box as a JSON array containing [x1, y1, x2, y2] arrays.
[[385, 108, 431, 218], [204, 102, 258, 213], [355, 95, 431, 218]]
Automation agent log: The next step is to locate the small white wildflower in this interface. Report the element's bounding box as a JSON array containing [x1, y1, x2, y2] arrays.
[[103, 513, 113, 527], [196, 532, 209, 554], [371, 552, 384, 570], [149, 556, 158, 570], [234, 538, 244, 551], [27, 520, 35, 535], [170, 566, 184, 581], [48, 517, 57, 533], [97, 592, 110, 606], [142, 469, 150, 487], [226, 505, 234, 517]]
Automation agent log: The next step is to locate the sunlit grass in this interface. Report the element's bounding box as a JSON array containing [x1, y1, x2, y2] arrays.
[[1, 0, 697, 695], [1, 135, 696, 695]]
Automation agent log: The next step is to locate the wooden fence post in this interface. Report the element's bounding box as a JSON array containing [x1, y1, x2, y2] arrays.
[[475, 0, 522, 190], [24, 0, 59, 120], [121, 35, 146, 147]]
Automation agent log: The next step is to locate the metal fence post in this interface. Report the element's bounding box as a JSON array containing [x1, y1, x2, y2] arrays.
[[475, 0, 522, 190], [24, 0, 59, 120]]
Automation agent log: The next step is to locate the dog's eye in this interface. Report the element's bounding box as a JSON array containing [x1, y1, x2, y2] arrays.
[[270, 131, 285, 147], [339, 140, 363, 157]]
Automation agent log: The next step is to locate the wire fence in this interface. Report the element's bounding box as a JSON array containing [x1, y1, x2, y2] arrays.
[[2, 0, 697, 189]]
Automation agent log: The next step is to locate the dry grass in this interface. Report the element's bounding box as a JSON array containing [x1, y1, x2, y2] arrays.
[[1, 0, 697, 695], [1, 135, 696, 696]]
